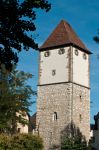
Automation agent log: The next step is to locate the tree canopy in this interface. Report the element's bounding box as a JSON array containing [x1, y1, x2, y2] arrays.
[[93, 30, 99, 44], [0, 66, 36, 134], [0, 0, 51, 70]]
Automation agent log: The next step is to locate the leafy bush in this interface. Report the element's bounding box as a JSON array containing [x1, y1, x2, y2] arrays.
[[0, 134, 11, 150], [61, 122, 92, 150], [61, 137, 88, 150], [0, 134, 43, 150]]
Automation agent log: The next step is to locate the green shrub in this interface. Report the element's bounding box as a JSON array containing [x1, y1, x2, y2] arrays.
[[0, 134, 11, 150], [61, 137, 88, 150], [0, 134, 43, 150]]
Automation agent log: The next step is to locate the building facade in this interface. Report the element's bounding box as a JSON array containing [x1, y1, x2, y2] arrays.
[[36, 20, 91, 150], [16, 112, 29, 134], [90, 112, 99, 150]]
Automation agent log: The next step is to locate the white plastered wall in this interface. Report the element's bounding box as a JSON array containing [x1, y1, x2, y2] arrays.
[[72, 47, 89, 87], [39, 47, 69, 85], [17, 113, 29, 133]]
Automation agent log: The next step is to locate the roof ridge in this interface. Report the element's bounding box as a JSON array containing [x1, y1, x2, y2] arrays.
[[63, 20, 71, 43]]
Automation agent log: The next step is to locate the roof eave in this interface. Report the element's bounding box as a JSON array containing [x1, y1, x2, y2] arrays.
[[39, 43, 92, 54]]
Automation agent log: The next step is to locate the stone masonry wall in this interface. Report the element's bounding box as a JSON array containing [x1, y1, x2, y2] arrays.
[[72, 84, 90, 141], [37, 83, 72, 150], [36, 83, 90, 150]]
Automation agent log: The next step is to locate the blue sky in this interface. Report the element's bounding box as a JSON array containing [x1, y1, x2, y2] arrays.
[[17, 0, 99, 123]]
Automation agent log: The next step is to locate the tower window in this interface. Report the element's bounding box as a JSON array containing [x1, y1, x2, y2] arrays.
[[80, 95, 82, 101], [75, 49, 79, 56], [44, 51, 50, 57], [83, 53, 87, 60], [53, 112, 57, 121], [52, 70, 56, 76], [79, 114, 82, 122], [58, 48, 65, 55]]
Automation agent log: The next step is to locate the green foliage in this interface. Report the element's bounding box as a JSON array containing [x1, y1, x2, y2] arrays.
[[0, 134, 43, 150], [93, 29, 99, 44], [0, 0, 51, 70], [61, 122, 91, 150], [61, 137, 88, 150], [0, 134, 10, 150], [0, 66, 36, 134]]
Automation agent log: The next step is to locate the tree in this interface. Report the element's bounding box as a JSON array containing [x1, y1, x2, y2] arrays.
[[93, 30, 99, 43], [61, 137, 90, 150], [0, 66, 36, 134], [0, 0, 51, 70], [61, 122, 91, 150]]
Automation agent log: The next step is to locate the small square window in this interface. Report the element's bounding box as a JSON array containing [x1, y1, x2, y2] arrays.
[[52, 70, 56, 76], [75, 49, 79, 56], [44, 51, 50, 57], [58, 48, 65, 55], [83, 53, 87, 60]]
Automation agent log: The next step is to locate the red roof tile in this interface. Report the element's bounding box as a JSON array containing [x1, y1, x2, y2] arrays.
[[40, 20, 91, 54]]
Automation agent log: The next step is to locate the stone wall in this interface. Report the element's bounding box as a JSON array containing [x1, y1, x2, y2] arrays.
[[37, 83, 72, 150], [72, 84, 90, 141], [36, 83, 90, 150]]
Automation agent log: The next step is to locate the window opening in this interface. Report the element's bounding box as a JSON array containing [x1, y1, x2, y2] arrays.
[[52, 70, 56, 76], [80, 95, 82, 102], [53, 112, 57, 121], [75, 49, 79, 56], [58, 48, 65, 55], [44, 51, 50, 57], [83, 53, 87, 60], [79, 114, 82, 122], [18, 128, 21, 133]]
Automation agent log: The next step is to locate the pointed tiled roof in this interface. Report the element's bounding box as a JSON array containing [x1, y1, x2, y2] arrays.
[[40, 20, 91, 54]]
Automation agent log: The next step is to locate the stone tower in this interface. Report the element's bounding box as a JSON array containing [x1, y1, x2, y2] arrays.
[[36, 20, 91, 150]]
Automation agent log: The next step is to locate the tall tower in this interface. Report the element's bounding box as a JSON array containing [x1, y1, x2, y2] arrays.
[[36, 20, 91, 150]]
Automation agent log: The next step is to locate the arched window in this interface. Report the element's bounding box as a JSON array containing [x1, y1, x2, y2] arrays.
[[53, 112, 57, 121]]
